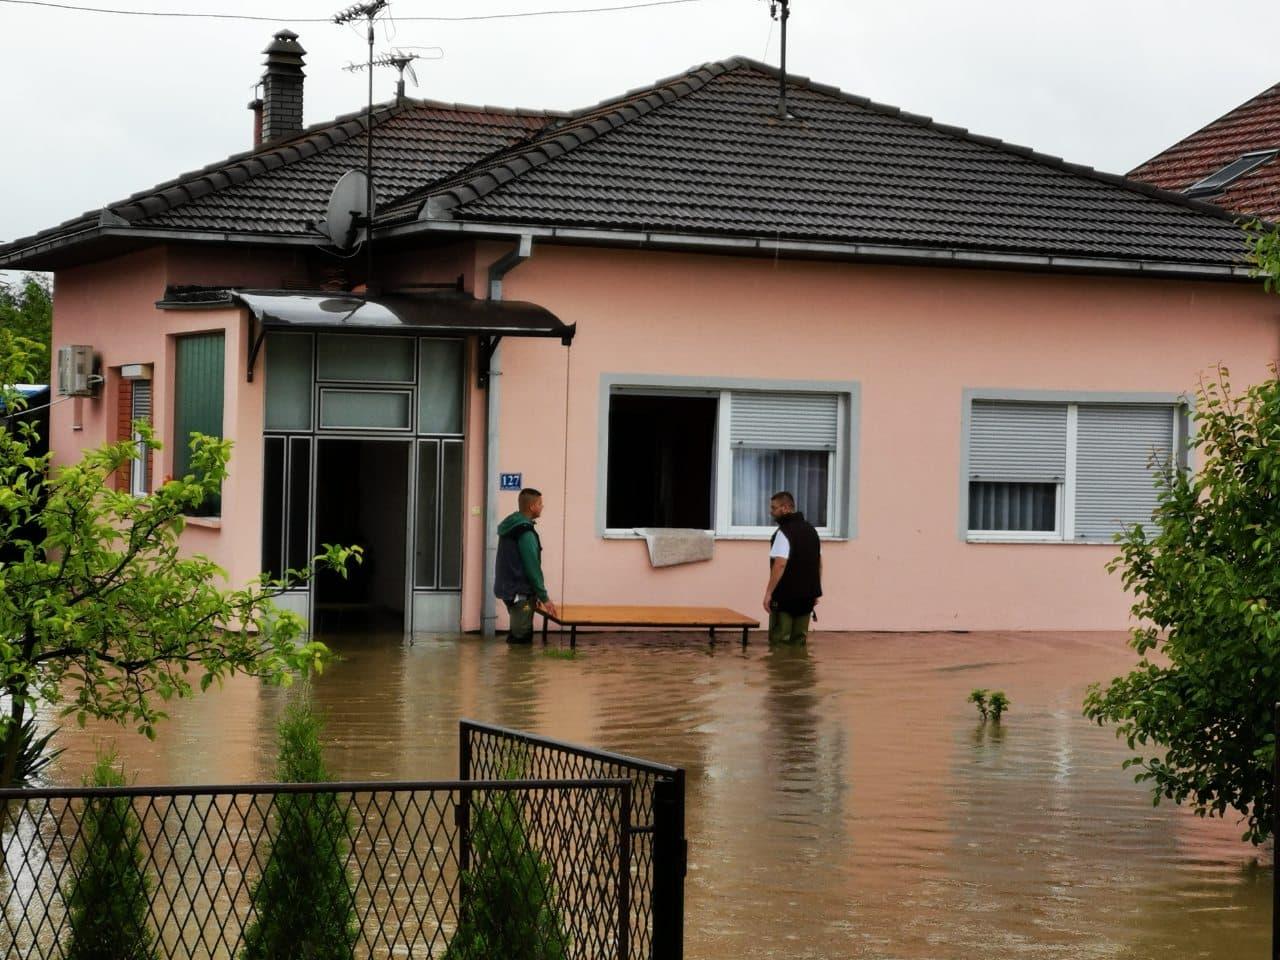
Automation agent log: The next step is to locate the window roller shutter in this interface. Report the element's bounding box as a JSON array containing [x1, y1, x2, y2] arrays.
[[969, 401, 1067, 482], [730, 392, 839, 450], [130, 381, 152, 425], [1075, 404, 1174, 540]]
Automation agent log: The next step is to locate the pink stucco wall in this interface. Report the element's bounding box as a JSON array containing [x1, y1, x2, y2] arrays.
[[487, 244, 1280, 631], [48, 240, 1280, 633], [50, 248, 273, 590]]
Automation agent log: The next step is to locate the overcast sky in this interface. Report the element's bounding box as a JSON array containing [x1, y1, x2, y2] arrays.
[[1, 0, 1278, 253]]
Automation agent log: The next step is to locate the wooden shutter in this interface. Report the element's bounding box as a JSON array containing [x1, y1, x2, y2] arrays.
[[174, 333, 225, 513], [1074, 404, 1175, 540], [730, 392, 839, 450], [968, 401, 1067, 482]]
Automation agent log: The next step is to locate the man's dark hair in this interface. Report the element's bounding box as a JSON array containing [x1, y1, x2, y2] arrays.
[[770, 491, 796, 510], [518, 488, 543, 511]]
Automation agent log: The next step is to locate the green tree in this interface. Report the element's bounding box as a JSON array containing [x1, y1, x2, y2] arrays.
[[240, 690, 358, 960], [64, 751, 157, 960], [0, 273, 52, 382], [1084, 224, 1280, 845], [0, 331, 359, 799], [444, 765, 568, 960]]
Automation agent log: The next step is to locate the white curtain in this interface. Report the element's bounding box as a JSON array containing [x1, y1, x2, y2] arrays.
[[732, 449, 830, 526], [969, 481, 1056, 531]]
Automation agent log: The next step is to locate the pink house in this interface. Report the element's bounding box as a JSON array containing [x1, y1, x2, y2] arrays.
[[4, 34, 1277, 635]]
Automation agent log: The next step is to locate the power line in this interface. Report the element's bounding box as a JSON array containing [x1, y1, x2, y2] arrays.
[[0, 0, 704, 22]]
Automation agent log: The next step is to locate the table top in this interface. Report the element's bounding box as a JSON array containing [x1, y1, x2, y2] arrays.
[[540, 604, 759, 628]]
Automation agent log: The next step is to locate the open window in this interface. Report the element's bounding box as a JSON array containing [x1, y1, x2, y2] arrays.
[[604, 386, 848, 537]]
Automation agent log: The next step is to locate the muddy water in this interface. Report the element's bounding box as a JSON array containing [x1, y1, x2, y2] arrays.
[[48, 632, 1270, 959]]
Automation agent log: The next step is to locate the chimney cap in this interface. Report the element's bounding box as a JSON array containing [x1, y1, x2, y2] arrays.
[[263, 29, 306, 57]]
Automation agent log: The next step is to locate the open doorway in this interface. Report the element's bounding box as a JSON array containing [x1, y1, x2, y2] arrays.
[[313, 438, 410, 635]]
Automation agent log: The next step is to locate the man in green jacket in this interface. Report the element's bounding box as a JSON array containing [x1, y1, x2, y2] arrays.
[[494, 488, 558, 643]]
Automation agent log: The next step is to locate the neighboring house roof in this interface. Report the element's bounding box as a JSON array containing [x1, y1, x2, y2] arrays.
[[1129, 82, 1280, 219], [1, 56, 1253, 275]]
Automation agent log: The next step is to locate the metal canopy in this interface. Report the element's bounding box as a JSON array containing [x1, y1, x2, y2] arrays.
[[229, 289, 571, 339], [214, 289, 573, 387]]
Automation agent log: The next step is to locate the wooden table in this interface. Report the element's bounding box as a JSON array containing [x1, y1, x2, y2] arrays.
[[538, 604, 760, 649]]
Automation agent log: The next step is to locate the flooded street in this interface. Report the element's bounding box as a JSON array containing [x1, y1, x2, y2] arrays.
[[46, 631, 1270, 959]]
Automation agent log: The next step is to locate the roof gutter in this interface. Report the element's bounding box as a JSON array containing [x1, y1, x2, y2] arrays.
[[0, 224, 327, 270], [379, 218, 1255, 281], [481, 234, 534, 639]]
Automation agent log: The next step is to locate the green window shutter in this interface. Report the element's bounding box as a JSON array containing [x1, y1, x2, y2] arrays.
[[174, 332, 226, 514]]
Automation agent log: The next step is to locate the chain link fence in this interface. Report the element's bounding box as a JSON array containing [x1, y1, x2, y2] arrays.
[[460, 720, 687, 960]]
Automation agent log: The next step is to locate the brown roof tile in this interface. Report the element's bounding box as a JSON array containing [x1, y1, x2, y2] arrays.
[[1129, 83, 1280, 219]]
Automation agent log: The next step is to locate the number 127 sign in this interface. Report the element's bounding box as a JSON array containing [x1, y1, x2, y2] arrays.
[[500, 473, 523, 491]]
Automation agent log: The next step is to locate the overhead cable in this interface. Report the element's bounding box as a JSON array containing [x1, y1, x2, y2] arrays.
[[0, 0, 703, 22]]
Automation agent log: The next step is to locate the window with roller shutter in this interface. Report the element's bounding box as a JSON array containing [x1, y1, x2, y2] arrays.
[[965, 396, 1183, 542]]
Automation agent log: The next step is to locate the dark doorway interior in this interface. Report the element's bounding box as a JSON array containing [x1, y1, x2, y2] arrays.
[[313, 439, 409, 634], [606, 394, 717, 529]]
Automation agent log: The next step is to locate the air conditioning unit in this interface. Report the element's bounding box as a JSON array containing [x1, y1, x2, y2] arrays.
[[57, 345, 96, 397]]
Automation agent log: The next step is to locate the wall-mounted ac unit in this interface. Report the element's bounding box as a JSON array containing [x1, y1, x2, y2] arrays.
[[57, 345, 96, 396]]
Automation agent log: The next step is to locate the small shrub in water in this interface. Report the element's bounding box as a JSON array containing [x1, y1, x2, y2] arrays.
[[240, 691, 358, 960], [541, 648, 578, 661], [968, 689, 989, 721], [988, 691, 1010, 722], [444, 789, 569, 960], [64, 751, 157, 960], [0, 717, 63, 786]]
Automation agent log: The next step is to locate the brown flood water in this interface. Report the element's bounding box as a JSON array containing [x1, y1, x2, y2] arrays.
[[47, 631, 1270, 959]]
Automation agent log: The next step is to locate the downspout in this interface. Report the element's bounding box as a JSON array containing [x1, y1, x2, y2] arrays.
[[481, 234, 534, 636]]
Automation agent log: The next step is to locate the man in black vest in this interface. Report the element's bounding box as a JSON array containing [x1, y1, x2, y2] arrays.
[[763, 490, 822, 645], [494, 488, 558, 643]]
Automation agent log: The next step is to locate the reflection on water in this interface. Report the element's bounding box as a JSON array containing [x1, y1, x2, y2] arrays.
[[44, 632, 1270, 959]]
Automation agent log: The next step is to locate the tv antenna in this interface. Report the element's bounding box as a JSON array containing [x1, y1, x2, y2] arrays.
[[333, 0, 388, 290], [765, 0, 791, 119], [345, 47, 442, 100]]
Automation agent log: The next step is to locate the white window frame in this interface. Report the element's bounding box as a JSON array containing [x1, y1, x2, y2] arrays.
[[599, 377, 857, 540], [129, 379, 152, 498], [961, 390, 1186, 544]]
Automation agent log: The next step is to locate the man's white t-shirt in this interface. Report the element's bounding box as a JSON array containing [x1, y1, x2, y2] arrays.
[[769, 530, 790, 560]]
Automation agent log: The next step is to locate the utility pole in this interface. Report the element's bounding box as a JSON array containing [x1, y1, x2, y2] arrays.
[[769, 0, 791, 119], [333, 0, 387, 292]]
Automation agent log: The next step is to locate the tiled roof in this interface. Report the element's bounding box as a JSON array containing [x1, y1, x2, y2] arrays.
[[1129, 83, 1280, 219], [1, 99, 550, 252], [385, 58, 1248, 267], [2, 57, 1252, 272]]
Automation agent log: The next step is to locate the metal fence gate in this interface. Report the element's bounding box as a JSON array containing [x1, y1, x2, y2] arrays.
[[0, 720, 688, 960], [460, 720, 687, 960]]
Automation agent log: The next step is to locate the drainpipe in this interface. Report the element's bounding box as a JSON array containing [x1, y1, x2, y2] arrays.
[[481, 234, 533, 637]]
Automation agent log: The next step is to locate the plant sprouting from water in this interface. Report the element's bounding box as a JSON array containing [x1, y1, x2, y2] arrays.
[[988, 691, 1010, 722], [969, 689, 1010, 723], [540, 648, 578, 661]]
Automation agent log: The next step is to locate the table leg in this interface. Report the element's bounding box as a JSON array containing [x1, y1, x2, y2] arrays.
[[570, 625, 577, 650], [709, 626, 716, 644], [541, 614, 548, 646], [741, 626, 749, 647]]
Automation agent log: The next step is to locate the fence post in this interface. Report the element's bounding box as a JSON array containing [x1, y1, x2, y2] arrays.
[[457, 724, 473, 877], [618, 783, 633, 960], [651, 769, 686, 960], [1273, 701, 1278, 960]]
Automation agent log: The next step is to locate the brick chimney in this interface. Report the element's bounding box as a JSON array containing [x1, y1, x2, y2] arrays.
[[260, 30, 306, 144], [247, 95, 264, 148]]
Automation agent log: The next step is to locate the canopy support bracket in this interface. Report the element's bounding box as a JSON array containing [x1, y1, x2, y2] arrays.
[[246, 316, 267, 383], [478, 334, 503, 389]]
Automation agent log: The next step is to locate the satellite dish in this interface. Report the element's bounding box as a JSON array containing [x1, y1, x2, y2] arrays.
[[317, 170, 370, 250]]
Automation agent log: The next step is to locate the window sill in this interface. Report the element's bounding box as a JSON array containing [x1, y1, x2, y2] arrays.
[[602, 531, 849, 542], [183, 516, 222, 529], [966, 535, 1113, 545]]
